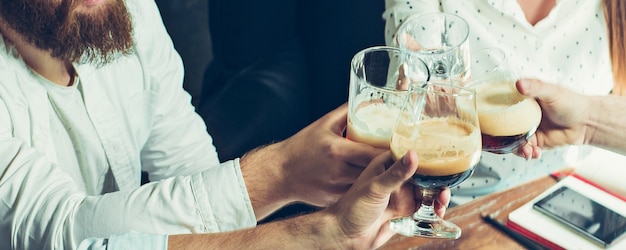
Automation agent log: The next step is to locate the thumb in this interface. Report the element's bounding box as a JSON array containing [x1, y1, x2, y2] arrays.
[[516, 78, 561, 102], [376, 151, 419, 193]]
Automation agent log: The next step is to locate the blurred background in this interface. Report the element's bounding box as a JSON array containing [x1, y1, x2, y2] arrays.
[[154, 0, 385, 124], [154, 0, 385, 221]]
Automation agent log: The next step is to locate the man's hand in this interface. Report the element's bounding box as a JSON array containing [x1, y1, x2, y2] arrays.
[[169, 151, 450, 249], [324, 151, 450, 249], [276, 103, 386, 206], [240, 103, 386, 220]]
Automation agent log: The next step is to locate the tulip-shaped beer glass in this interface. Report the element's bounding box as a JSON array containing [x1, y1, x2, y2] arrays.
[[389, 82, 481, 239], [467, 48, 542, 154]]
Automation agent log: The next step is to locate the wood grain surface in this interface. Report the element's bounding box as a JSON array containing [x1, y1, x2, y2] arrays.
[[379, 176, 557, 250]]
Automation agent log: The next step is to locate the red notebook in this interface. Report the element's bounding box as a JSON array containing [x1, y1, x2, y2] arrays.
[[506, 171, 626, 250]]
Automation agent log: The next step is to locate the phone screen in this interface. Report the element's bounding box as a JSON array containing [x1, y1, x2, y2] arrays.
[[533, 186, 626, 247]]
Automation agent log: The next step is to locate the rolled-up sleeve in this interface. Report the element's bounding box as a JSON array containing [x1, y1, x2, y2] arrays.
[[0, 138, 255, 249], [194, 159, 256, 232], [78, 232, 167, 250]]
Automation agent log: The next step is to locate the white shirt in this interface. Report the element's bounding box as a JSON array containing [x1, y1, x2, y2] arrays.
[[383, 0, 623, 205], [41, 75, 116, 195], [0, 1, 256, 249]]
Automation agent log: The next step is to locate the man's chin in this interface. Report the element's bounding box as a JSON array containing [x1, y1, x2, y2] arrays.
[[76, 49, 134, 67]]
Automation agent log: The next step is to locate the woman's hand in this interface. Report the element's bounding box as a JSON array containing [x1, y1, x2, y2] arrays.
[[516, 78, 592, 159]]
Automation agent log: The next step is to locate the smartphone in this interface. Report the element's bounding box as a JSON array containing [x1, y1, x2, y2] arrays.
[[533, 186, 626, 248]]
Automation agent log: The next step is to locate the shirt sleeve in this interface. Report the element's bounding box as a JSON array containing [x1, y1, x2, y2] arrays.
[[125, 0, 256, 230], [0, 138, 255, 249], [74, 0, 257, 236], [127, 0, 257, 230], [0, 1, 256, 249], [77, 232, 168, 250], [383, 0, 441, 46], [129, 0, 221, 180]]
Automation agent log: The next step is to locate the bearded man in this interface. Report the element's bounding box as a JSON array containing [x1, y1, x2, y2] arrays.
[[0, 0, 449, 249]]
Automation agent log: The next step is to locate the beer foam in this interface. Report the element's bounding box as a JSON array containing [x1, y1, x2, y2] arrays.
[[347, 103, 401, 148], [474, 82, 542, 136], [390, 117, 481, 176]]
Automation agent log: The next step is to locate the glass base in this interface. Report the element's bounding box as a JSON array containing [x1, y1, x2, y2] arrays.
[[389, 216, 461, 239]]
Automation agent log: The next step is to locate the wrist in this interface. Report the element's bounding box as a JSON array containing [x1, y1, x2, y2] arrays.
[[294, 211, 350, 249], [240, 143, 292, 219], [583, 96, 599, 145], [168, 212, 346, 249], [585, 94, 626, 151]]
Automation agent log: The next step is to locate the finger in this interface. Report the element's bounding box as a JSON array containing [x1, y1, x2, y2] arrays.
[[373, 151, 419, 194], [399, 33, 421, 51], [318, 103, 349, 135], [356, 151, 395, 182], [435, 188, 451, 218], [517, 136, 537, 160], [337, 141, 387, 168], [390, 182, 419, 216], [516, 79, 562, 102], [396, 63, 410, 90], [516, 143, 533, 159], [522, 144, 533, 160], [531, 144, 543, 159], [526, 135, 542, 159]]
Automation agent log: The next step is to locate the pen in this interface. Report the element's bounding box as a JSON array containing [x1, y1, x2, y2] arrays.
[[481, 213, 550, 250]]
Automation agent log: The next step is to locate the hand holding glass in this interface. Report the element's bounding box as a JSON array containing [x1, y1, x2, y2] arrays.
[[389, 82, 481, 239], [467, 48, 542, 154]]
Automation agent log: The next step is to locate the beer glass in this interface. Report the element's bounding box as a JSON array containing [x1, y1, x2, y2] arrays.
[[467, 48, 542, 154], [396, 12, 470, 81], [389, 81, 481, 239], [347, 46, 430, 148]]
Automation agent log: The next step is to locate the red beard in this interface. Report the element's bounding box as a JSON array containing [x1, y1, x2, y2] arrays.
[[0, 0, 134, 65]]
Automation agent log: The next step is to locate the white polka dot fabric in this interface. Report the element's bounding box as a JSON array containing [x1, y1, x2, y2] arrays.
[[383, 0, 622, 206]]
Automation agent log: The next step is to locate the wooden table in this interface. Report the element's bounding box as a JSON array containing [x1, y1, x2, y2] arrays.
[[379, 175, 558, 250]]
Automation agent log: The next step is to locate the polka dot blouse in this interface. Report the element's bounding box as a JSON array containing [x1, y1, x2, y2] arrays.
[[383, 0, 619, 205]]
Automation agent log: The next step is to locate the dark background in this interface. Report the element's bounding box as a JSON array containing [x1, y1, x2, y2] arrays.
[[154, 0, 385, 120], [154, 0, 386, 220]]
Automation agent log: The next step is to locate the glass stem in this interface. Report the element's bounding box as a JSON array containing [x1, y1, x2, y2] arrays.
[[413, 189, 440, 220]]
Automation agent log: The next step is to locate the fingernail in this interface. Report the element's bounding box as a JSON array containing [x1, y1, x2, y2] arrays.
[[437, 198, 449, 208], [402, 153, 410, 165], [519, 79, 530, 90]]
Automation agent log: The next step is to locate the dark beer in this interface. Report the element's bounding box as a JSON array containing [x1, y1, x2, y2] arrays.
[[410, 168, 474, 190], [390, 117, 481, 188], [473, 80, 542, 154], [481, 126, 537, 154], [387, 81, 478, 239]]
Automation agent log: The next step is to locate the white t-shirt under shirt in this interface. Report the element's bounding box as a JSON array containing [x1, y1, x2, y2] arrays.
[[383, 0, 624, 205], [41, 74, 116, 195]]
